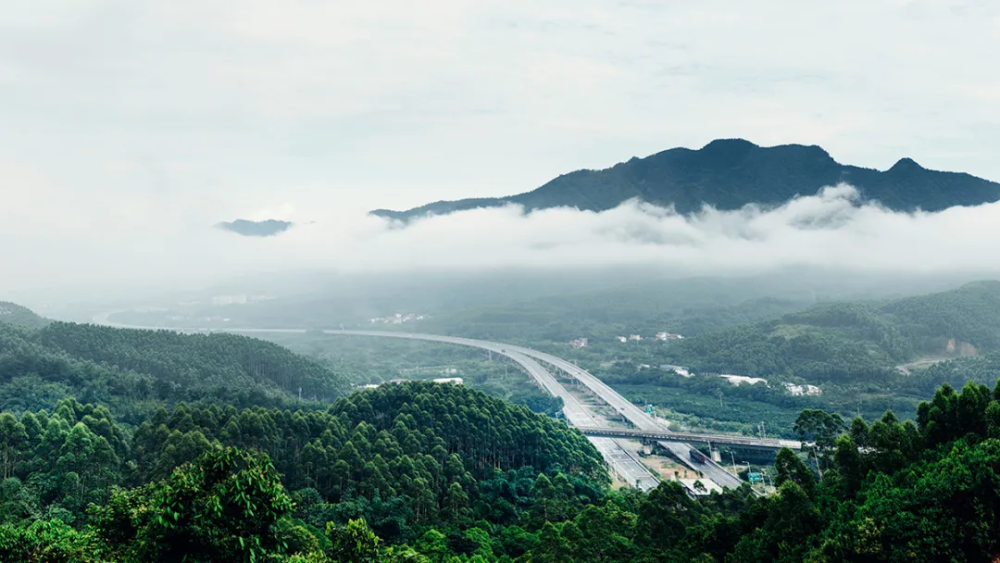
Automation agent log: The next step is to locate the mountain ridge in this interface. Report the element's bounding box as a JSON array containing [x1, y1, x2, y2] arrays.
[[0, 301, 49, 330], [372, 139, 1000, 221]]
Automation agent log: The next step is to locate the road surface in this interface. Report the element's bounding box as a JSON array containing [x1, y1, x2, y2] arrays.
[[578, 426, 802, 451], [502, 350, 660, 491]]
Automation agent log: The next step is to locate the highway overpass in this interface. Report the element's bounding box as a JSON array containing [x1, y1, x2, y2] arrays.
[[578, 427, 802, 451]]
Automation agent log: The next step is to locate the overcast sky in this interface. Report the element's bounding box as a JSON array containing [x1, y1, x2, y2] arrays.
[[3, 0, 1000, 295]]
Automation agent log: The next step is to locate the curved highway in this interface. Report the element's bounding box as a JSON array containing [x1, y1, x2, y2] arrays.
[[323, 330, 744, 489], [91, 315, 660, 490], [92, 316, 760, 490]]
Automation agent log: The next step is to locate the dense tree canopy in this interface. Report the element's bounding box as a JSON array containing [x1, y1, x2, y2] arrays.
[[0, 321, 349, 418]]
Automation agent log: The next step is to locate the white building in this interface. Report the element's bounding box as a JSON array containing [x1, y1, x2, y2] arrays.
[[616, 336, 627, 343], [369, 313, 426, 325], [628, 334, 643, 341], [784, 383, 822, 396], [655, 332, 685, 341], [570, 338, 588, 348], [432, 378, 463, 385], [718, 374, 768, 386], [660, 364, 692, 377]]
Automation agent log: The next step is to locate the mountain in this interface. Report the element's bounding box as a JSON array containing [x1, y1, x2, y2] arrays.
[[372, 139, 1000, 221], [216, 218, 293, 237], [0, 301, 49, 330]]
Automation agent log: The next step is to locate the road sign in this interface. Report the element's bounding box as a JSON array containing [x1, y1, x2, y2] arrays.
[[748, 472, 763, 483]]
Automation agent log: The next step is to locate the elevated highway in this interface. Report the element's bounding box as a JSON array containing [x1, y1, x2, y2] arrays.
[[500, 350, 660, 490], [578, 427, 802, 451]]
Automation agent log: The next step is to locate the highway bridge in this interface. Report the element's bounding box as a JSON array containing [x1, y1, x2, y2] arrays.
[[578, 427, 802, 451]]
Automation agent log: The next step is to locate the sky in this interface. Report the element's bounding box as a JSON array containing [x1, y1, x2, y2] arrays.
[[3, 0, 1000, 295]]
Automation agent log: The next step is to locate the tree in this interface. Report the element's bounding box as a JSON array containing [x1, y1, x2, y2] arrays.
[[0, 519, 92, 563], [774, 448, 816, 499], [326, 518, 381, 563], [793, 409, 844, 476], [92, 447, 293, 563]]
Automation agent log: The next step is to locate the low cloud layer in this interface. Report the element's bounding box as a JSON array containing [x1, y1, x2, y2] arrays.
[[4, 183, 999, 297], [5, 2, 1000, 300]]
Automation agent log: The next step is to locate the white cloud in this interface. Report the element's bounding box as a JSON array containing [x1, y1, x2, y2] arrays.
[[3, 1, 1000, 294], [3, 167, 1000, 295]]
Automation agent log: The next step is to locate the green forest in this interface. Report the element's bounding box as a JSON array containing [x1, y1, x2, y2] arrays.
[[0, 320, 350, 419], [7, 304, 1000, 561], [7, 370, 1000, 560], [659, 281, 1000, 380]]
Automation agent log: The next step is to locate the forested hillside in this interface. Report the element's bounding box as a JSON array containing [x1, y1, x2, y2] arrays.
[[5, 377, 1000, 561], [0, 382, 611, 562], [373, 139, 1000, 221], [663, 281, 1000, 383], [0, 301, 49, 330], [0, 319, 350, 417]]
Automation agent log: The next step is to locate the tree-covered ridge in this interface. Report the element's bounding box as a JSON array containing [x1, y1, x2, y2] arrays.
[[0, 301, 49, 330], [0, 382, 612, 562], [0, 320, 349, 417], [7, 380, 1000, 561], [372, 138, 1000, 221], [664, 280, 1000, 382]]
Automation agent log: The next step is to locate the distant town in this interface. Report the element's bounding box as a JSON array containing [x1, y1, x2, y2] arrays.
[[369, 313, 427, 325]]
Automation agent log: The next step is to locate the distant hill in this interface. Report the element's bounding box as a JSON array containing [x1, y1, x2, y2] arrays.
[[372, 139, 1000, 221], [0, 320, 350, 413], [667, 281, 1000, 383], [216, 218, 293, 237], [0, 301, 49, 330]]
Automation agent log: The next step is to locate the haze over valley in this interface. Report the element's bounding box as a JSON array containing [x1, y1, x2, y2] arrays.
[[5, 2, 1000, 561]]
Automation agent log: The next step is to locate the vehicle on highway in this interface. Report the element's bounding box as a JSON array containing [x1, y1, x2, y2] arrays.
[[690, 449, 707, 464]]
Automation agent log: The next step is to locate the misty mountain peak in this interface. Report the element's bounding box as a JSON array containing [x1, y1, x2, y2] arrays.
[[372, 139, 1000, 222]]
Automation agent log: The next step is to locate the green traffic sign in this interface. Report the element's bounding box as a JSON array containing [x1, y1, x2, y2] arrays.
[[748, 472, 763, 483]]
